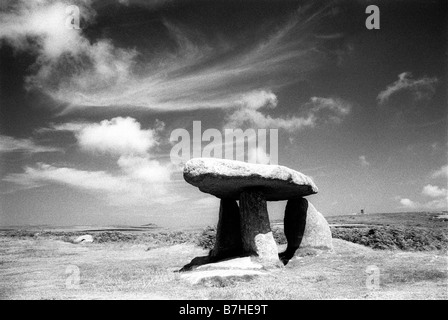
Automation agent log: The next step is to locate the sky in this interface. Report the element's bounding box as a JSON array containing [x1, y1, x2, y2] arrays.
[[0, 0, 447, 228]]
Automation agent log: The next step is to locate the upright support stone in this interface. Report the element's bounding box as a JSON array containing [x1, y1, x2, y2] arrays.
[[210, 199, 243, 260], [239, 189, 279, 262], [279, 198, 308, 264], [299, 201, 333, 251]]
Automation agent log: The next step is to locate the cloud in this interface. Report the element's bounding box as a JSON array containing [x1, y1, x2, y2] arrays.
[[308, 97, 352, 120], [225, 95, 351, 132], [5, 163, 128, 192], [236, 90, 278, 110], [399, 198, 418, 209], [0, 135, 61, 154], [45, 117, 165, 157], [377, 72, 438, 105], [422, 184, 447, 198], [226, 108, 316, 132], [3, 117, 173, 205], [0, 0, 137, 106], [117, 155, 170, 182], [76, 117, 160, 156], [247, 147, 271, 165], [432, 165, 448, 179], [3, 162, 173, 205], [3, 154, 173, 205], [359, 155, 370, 167], [0, 1, 331, 112], [398, 197, 447, 211], [0, 0, 95, 58], [397, 182, 448, 211]]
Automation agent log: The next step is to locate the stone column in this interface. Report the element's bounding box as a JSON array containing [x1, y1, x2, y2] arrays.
[[239, 189, 279, 262], [210, 199, 243, 260], [279, 198, 308, 264]]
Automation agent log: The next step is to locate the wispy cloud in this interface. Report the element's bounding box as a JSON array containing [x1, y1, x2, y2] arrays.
[[0, 1, 331, 112], [0, 0, 95, 57], [0, 0, 137, 105], [225, 95, 352, 132], [0, 135, 61, 154], [3, 162, 176, 205], [377, 72, 438, 105]]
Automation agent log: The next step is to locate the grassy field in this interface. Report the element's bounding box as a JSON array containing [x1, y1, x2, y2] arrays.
[[0, 211, 447, 300]]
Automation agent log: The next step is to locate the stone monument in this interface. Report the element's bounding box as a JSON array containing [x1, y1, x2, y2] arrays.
[[181, 158, 333, 270]]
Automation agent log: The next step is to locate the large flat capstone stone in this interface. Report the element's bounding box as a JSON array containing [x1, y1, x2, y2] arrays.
[[183, 158, 318, 200]]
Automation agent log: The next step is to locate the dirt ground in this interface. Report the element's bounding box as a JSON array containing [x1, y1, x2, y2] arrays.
[[1, 235, 446, 300]]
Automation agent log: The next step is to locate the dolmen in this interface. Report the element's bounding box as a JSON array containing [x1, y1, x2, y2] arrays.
[[182, 158, 333, 270]]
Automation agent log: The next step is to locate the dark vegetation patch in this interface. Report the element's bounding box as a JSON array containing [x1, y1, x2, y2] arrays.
[[272, 228, 287, 245], [196, 225, 448, 252], [0, 229, 200, 246], [331, 226, 448, 251], [197, 226, 217, 250]]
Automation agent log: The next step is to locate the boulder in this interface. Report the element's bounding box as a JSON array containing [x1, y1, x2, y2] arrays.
[[183, 158, 318, 200], [73, 234, 94, 244], [298, 201, 333, 251], [279, 199, 332, 263]]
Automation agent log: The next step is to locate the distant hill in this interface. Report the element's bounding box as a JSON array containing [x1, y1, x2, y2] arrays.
[[325, 211, 447, 229], [271, 211, 447, 229]]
